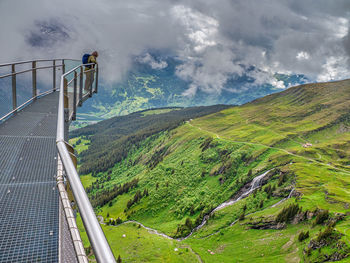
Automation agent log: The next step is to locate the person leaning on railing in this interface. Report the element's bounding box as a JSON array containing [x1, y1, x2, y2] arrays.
[[84, 51, 98, 93]]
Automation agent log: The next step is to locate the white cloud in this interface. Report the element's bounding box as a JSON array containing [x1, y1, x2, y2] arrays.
[[171, 5, 219, 53], [296, 51, 310, 60], [317, 56, 349, 82], [137, 53, 168, 69]]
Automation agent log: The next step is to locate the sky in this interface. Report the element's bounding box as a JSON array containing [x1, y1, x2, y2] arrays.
[[0, 0, 349, 95]]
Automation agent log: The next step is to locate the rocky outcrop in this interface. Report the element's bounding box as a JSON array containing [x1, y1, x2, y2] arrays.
[[245, 220, 286, 230]]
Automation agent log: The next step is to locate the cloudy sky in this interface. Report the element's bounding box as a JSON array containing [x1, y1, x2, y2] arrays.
[[0, 0, 349, 95]]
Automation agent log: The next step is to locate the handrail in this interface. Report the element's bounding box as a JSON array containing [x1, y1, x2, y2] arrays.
[[56, 63, 116, 263], [0, 64, 64, 79], [0, 58, 83, 122], [0, 58, 80, 67]]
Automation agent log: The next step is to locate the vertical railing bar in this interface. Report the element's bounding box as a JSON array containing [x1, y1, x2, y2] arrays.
[[53, 60, 56, 92], [79, 66, 83, 106], [32, 61, 37, 99], [94, 65, 98, 94], [62, 59, 65, 74], [73, 71, 77, 120], [11, 64, 17, 111], [89, 68, 93, 98]]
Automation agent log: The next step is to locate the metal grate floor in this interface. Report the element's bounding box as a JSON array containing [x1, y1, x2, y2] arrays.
[[0, 92, 67, 263]]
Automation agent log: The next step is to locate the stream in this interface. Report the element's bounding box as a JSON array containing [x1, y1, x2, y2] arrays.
[[101, 169, 292, 242]]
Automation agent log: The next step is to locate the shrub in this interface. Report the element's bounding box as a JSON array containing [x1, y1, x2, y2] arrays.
[[278, 173, 286, 186], [185, 218, 193, 229], [239, 212, 245, 221], [298, 231, 309, 242], [247, 169, 252, 177], [316, 226, 334, 242], [276, 203, 301, 223], [201, 137, 213, 151], [259, 200, 264, 208], [315, 210, 329, 225], [175, 218, 194, 238], [190, 205, 195, 216]]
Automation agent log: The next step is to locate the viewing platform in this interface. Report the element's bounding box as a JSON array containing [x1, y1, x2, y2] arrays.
[[0, 59, 115, 263]]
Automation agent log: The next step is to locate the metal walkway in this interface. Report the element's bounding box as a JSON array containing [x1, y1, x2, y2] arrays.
[[0, 92, 60, 262], [0, 58, 115, 263]]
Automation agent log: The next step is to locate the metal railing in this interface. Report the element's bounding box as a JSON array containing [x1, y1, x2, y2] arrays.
[[0, 59, 115, 262], [56, 63, 116, 263], [0, 59, 78, 121]]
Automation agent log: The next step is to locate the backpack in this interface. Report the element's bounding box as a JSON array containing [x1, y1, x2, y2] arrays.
[[82, 54, 90, 64]]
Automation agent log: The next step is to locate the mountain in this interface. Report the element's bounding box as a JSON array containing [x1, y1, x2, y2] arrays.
[[74, 55, 308, 128], [72, 79, 350, 262]]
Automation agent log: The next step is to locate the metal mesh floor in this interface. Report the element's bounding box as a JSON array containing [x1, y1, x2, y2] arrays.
[[0, 92, 66, 263]]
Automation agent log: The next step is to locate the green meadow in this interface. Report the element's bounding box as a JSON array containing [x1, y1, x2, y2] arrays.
[[73, 79, 350, 262]]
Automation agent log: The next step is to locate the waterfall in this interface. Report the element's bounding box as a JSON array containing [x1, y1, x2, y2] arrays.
[[178, 170, 271, 240], [287, 188, 295, 198], [213, 170, 270, 212]]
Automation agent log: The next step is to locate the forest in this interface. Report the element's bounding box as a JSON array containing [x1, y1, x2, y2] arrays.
[[71, 105, 231, 174]]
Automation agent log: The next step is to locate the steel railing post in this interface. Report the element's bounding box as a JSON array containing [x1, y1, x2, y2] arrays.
[[94, 64, 98, 94], [79, 66, 83, 106], [62, 59, 65, 74], [53, 60, 56, 92], [63, 77, 69, 140], [64, 78, 69, 118], [73, 71, 77, 120], [32, 61, 37, 99], [11, 64, 17, 111], [89, 69, 93, 98]]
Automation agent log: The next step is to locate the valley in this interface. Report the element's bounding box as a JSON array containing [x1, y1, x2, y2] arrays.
[[71, 79, 350, 262], [71, 56, 308, 129]]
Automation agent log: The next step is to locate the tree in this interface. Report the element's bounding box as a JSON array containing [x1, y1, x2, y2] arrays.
[[259, 200, 264, 208], [117, 255, 122, 263], [239, 212, 245, 221]]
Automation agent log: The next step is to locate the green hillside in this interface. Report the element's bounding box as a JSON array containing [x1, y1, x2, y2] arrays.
[[72, 79, 350, 262]]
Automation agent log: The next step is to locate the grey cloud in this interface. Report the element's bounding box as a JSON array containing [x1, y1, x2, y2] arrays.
[[344, 27, 350, 66], [0, 0, 349, 95], [178, 0, 350, 91]]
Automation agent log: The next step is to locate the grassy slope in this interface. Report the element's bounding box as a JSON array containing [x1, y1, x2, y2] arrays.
[[75, 79, 350, 262], [76, 215, 199, 262]]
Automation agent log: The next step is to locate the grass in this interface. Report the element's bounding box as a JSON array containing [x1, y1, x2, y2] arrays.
[[76, 214, 199, 262], [69, 137, 90, 154], [185, 222, 315, 263], [73, 79, 350, 262]]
